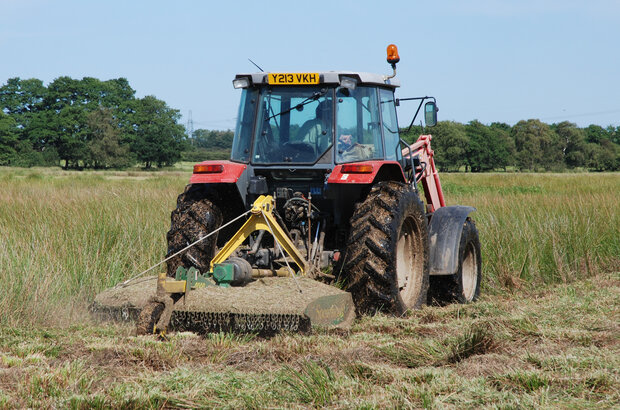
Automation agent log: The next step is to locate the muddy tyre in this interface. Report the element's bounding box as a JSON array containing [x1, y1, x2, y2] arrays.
[[166, 185, 223, 277], [136, 301, 164, 335], [428, 219, 481, 305], [345, 181, 429, 315]]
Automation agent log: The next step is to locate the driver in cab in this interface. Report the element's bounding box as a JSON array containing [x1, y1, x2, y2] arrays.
[[337, 133, 372, 162], [296, 100, 330, 150]]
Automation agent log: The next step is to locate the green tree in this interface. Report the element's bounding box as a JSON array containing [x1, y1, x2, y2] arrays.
[[422, 121, 469, 171], [584, 124, 609, 144], [585, 140, 619, 171], [466, 120, 513, 171], [0, 78, 46, 131], [27, 76, 139, 168], [0, 112, 19, 165], [553, 121, 587, 168], [131, 96, 186, 168], [610, 126, 620, 145], [511, 119, 563, 171], [192, 129, 234, 149], [37, 77, 89, 167], [85, 108, 134, 168], [490, 122, 516, 170]]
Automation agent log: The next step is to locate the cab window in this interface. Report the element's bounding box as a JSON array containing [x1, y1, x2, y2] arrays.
[[336, 86, 383, 163], [252, 87, 333, 164], [379, 88, 401, 161], [231, 88, 258, 162]]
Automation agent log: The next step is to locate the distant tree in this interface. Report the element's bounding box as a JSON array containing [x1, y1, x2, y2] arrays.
[[191, 129, 234, 149], [24, 76, 140, 168], [585, 140, 619, 171], [584, 124, 609, 144], [35, 77, 89, 168], [85, 108, 134, 168], [0, 112, 19, 165], [610, 126, 620, 145], [552, 121, 587, 168], [423, 121, 469, 171], [131, 96, 186, 168], [489, 122, 516, 170], [511, 119, 563, 171], [465, 120, 513, 171], [0, 78, 47, 131], [489, 122, 512, 132]]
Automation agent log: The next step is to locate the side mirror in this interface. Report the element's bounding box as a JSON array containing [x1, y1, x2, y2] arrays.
[[424, 101, 438, 127]]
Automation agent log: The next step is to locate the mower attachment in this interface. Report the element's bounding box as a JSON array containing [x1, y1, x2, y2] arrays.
[[92, 195, 355, 335]]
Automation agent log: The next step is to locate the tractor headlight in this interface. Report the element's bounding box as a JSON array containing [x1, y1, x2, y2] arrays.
[[339, 76, 357, 91], [232, 77, 250, 89]]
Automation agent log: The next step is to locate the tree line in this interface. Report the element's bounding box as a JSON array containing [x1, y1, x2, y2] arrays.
[[0, 77, 186, 168], [187, 121, 619, 172], [403, 120, 619, 172], [181, 129, 234, 162], [1, 76, 618, 171]]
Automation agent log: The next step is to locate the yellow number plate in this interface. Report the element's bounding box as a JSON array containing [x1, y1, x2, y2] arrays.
[[268, 73, 320, 85]]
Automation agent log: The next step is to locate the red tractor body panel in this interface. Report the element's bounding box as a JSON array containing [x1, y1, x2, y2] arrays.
[[327, 161, 406, 184], [190, 160, 247, 184]]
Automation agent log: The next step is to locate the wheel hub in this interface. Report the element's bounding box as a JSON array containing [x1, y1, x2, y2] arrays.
[[461, 242, 477, 301], [396, 217, 423, 308]]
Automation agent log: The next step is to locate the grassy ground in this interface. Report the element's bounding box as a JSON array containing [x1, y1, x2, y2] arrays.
[[0, 167, 618, 408], [0, 274, 617, 408]]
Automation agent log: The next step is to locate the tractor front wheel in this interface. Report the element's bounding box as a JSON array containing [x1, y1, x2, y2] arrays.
[[345, 181, 429, 315], [428, 219, 481, 305]]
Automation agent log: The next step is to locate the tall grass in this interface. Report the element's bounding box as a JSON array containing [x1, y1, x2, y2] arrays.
[[0, 168, 188, 326], [0, 168, 618, 326], [440, 173, 619, 292]]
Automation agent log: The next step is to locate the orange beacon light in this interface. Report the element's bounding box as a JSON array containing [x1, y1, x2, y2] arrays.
[[387, 44, 400, 66]]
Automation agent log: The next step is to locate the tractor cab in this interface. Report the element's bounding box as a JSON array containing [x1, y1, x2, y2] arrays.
[[229, 72, 405, 167]]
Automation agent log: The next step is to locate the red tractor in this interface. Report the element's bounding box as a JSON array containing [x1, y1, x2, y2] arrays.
[[160, 44, 482, 326]]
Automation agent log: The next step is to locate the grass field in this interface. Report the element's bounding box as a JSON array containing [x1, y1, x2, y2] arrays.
[[0, 167, 618, 408]]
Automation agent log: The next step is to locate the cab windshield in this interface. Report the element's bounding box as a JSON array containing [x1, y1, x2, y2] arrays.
[[251, 87, 333, 164]]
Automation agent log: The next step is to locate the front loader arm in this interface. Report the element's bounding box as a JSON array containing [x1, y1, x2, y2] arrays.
[[402, 134, 446, 212]]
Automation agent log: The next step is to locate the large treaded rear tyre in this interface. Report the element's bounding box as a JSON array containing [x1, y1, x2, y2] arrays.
[[427, 219, 481, 305], [345, 181, 430, 315], [166, 185, 223, 277]]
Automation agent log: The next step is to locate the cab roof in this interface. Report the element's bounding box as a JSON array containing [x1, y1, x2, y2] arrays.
[[234, 71, 400, 89]]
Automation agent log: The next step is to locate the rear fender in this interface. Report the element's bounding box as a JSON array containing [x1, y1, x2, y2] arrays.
[[190, 160, 248, 184], [190, 160, 250, 207], [327, 161, 406, 184], [428, 206, 476, 275]]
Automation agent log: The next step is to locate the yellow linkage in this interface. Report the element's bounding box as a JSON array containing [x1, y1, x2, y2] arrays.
[[152, 195, 308, 335], [210, 195, 308, 275]]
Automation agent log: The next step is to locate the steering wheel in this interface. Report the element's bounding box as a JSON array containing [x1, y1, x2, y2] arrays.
[[282, 142, 316, 162]]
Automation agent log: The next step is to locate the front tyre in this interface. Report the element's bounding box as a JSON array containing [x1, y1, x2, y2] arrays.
[[345, 181, 430, 315]]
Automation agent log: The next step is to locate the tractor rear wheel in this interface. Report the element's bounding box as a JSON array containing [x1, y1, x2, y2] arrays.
[[428, 219, 481, 305], [166, 185, 223, 277], [345, 181, 429, 315]]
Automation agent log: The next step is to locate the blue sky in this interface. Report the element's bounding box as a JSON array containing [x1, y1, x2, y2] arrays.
[[1, 0, 619, 130]]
